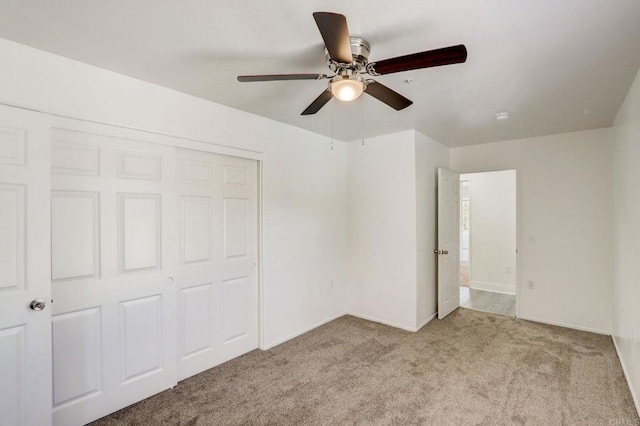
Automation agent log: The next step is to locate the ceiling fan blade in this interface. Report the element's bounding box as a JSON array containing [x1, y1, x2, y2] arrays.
[[237, 73, 327, 82], [364, 81, 413, 111], [313, 12, 353, 64], [369, 44, 467, 75], [301, 90, 333, 115]]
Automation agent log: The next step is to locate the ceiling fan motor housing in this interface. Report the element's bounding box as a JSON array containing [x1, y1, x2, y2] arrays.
[[325, 37, 371, 72]]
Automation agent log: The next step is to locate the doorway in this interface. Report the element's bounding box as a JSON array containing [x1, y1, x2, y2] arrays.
[[458, 170, 516, 317]]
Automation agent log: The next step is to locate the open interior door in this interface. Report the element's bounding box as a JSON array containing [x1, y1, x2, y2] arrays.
[[0, 105, 52, 425], [437, 168, 460, 319]]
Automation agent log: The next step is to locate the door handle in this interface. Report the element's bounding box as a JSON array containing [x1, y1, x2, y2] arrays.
[[29, 298, 46, 311], [433, 250, 449, 255]]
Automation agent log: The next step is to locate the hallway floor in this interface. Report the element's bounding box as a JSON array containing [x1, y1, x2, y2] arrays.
[[460, 286, 515, 316]]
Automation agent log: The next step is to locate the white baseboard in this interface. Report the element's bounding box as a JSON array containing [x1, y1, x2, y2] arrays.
[[470, 280, 516, 295], [517, 315, 610, 335], [259, 312, 345, 350], [260, 311, 438, 351], [416, 313, 437, 331], [346, 312, 424, 333], [612, 335, 640, 417]]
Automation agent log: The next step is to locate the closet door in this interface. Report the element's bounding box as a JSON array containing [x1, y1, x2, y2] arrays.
[[0, 106, 52, 426], [176, 148, 258, 380], [50, 129, 177, 426]]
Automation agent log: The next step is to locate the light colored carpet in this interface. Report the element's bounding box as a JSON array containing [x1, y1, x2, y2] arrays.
[[92, 309, 638, 425]]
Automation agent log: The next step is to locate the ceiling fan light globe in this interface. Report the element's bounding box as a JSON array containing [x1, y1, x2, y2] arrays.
[[330, 77, 364, 102]]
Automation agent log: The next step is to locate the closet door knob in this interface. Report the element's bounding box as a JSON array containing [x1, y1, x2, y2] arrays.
[[29, 298, 46, 311]]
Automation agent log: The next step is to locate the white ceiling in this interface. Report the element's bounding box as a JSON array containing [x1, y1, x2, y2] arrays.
[[0, 1, 639, 147]]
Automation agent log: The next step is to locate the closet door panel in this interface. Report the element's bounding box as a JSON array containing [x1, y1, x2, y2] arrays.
[[0, 106, 52, 426], [176, 148, 258, 381], [50, 128, 177, 426]]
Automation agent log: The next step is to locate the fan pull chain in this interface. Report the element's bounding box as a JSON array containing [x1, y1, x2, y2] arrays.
[[361, 97, 366, 146]]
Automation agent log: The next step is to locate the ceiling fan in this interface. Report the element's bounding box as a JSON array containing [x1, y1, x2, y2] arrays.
[[237, 12, 467, 115]]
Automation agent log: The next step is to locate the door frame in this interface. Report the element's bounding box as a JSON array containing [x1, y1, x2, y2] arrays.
[[459, 177, 472, 288], [51, 116, 267, 347], [455, 168, 520, 318]]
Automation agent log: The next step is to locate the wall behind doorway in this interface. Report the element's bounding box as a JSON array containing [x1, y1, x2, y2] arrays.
[[450, 128, 613, 334], [462, 170, 517, 294]]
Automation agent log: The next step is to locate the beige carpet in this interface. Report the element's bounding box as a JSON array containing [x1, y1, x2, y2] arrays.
[[92, 309, 638, 425]]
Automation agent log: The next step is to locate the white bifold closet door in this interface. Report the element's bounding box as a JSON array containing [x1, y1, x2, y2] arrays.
[[49, 126, 258, 426], [50, 128, 178, 426], [175, 148, 258, 380], [0, 106, 52, 426]]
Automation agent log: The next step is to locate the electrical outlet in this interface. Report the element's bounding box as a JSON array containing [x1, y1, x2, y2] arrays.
[[330, 280, 334, 289], [527, 281, 535, 289], [506, 266, 511, 274], [528, 234, 536, 243], [620, 304, 624, 313]]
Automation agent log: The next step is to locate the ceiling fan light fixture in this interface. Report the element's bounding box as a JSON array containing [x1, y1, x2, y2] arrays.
[[330, 75, 365, 102]]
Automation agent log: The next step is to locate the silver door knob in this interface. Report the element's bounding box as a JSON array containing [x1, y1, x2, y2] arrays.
[[29, 298, 46, 311]]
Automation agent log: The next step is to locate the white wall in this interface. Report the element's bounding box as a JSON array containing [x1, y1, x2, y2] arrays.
[[463, 170, 516, 294], [451, 128, 614, 333], [0, 37, 347, 349], [613, 66, 640, 413], [415, 131, 450, 326], [346, 131, 418, 330], [345, 130, 448, 330]]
